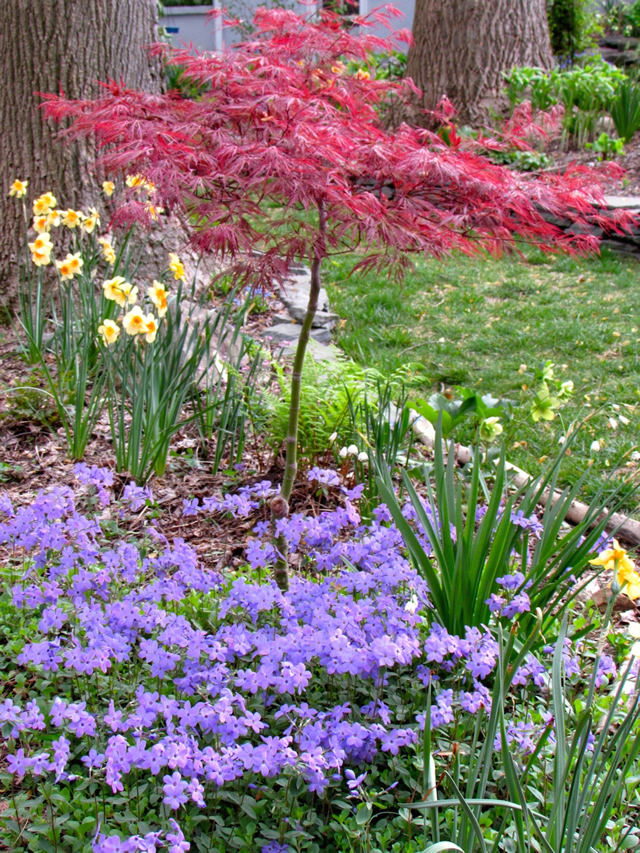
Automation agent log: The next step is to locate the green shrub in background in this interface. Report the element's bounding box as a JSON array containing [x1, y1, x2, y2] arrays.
[[547, 0, 600, 63], [504, 58, 626, 147]]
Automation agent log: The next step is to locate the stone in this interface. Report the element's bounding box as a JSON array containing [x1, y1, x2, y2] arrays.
[[276, 269, 339, 328], [282, 339, 343, 362], [260, 322, 332, 345], [604, 196, 640, 210]]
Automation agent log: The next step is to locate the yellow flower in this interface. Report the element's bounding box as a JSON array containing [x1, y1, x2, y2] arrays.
[[62, 209, 84, 228], [126, 174, 146, 190], [143, 313, 159, 343], [145, 202, 164, 221], [148, 280, 168, 317], [355, 69, 371, 80], [123, 306, 147, 336], [103, 276, 130, 307], [82, 208, 100, 234], [98, 319, 120, 346], [590, 539, 640, 600], [98, 236, 116, 265], [28, 233, 53, 267], [331, 62, 345, 74], [47, 210, 61, 228], [67, 252, 83, 275], [145, 180, 156, 194], [168, 252, 185, 281], [9, 179, 28, 198], [32, 214, 51, 234], [102, 181, 115, 197], [55, 253, 82, 281], [33, 192, 57, 215]]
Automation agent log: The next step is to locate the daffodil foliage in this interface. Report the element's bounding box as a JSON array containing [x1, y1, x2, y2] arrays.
[[42, 6, 633, 586]]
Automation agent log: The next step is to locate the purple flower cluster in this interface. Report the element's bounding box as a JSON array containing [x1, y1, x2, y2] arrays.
[[0, 477, 617, 849]]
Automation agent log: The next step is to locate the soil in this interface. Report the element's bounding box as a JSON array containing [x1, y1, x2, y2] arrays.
[[545, 134, 640, 197]]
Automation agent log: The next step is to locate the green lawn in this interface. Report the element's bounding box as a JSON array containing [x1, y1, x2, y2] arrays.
[[327, 248, 640, 515]]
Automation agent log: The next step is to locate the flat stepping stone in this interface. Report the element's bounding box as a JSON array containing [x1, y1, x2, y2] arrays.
[[603, 196, 640, 211], [260, 321, 332, 345]]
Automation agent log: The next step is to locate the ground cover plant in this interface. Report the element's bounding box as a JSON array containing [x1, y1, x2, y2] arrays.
[[327, 248, 640, 515], [1, 447, 640, 853]]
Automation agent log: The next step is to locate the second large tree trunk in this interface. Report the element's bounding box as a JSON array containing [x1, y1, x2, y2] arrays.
[[405, 0, 554, 126], [0, 0, 162, 298]]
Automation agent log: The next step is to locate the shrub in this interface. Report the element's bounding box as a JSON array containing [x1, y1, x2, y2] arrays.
[[44, 7, 632, 590]]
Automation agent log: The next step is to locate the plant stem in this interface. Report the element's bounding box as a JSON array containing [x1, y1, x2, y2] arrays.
[[271, 198, 326, 591]]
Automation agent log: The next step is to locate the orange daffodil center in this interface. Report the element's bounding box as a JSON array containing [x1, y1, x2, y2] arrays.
[[33, 192, 57, 216], [123, 306, 148, 336], [55, 253, 83, 281], [62, 209, 84, 228], [28, 232, 53, 267], [9, 179, 28, 198], [590, 539, 640, 600], [148, 281, 168, 317], [98, 319, 120, 346]]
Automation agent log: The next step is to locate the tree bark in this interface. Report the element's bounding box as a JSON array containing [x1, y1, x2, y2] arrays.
[[405, 0, 554, 126], [0, 0, 162, 299]]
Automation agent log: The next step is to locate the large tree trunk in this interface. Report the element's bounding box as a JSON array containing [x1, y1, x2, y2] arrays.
[[405, 0, 554, 126], [0, 0, 162, 298]]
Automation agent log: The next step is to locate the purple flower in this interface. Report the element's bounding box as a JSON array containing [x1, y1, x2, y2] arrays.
[[162, 771, 189, 810]]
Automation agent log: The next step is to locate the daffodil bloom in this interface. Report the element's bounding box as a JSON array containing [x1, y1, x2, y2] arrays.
[[82, 208, 100, 234], [31, 248, 52, 267], [28, 233, 53, 266], [9, 179, 28, 198], [98, 236, 116, 265], [98, 319, 120, 346], [33, 192, 57, 215], [126, 174, 146, 190], [590, 539, 640, 600], [168, 252, 185, 281], [145, 202, 164, 221], [47, 210, 61, 228], [123, 306, 147, 336], [32, 214, 51, 234], [62, 209, 84, 228], [355, 68, 371, 80], [143, 313, 159, 343], [148, 280, 168, 317], [102, 275, 131, 308], [102, 181, 115, 197], [55, 253, 81, 281], [67, 252, 83, 276]]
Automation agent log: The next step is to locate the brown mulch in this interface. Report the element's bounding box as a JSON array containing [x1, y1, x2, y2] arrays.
[[544, 134, 640, 197]]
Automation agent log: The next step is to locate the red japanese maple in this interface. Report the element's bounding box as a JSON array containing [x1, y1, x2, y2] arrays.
[[42, 6, 631, 589]]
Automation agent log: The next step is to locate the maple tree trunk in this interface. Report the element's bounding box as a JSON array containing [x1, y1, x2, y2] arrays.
[[405, 0, 554, 125], [0, 0, 162, 299]]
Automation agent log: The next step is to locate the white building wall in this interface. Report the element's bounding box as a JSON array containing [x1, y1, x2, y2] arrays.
[[159, 2, 415, 52]]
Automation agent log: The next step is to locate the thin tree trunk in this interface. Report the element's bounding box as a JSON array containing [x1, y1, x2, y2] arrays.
[[270, 200, 327, 592], [405, 0, 554, 126], [0, 0, 162, 299]]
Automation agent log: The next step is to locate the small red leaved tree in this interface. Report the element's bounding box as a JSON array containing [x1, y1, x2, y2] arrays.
[[43, 6, 630, 590]]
